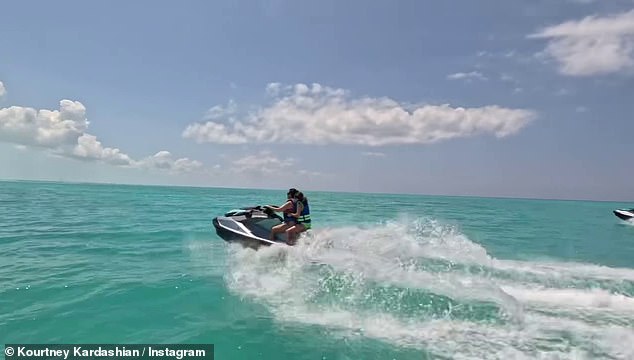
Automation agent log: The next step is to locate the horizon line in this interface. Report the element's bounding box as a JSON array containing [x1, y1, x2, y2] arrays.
[[1, 177, 631, 204]]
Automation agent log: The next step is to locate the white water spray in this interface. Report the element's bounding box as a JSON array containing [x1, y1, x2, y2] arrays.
[[223, 218, 634, 359]]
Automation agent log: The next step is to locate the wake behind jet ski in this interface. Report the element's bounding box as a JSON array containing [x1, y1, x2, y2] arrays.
[[613, 208, 634, 221], [212, 205, 289, 247]]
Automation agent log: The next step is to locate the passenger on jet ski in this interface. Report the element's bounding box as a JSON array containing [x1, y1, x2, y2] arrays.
[[266, 188, 300, 241], [284, 191, 311, 245]]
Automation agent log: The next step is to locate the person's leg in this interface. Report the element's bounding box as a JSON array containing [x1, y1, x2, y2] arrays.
[[285, 224, 306, 245], [284, 225, 295, 245], [270, 223, 290, 240]]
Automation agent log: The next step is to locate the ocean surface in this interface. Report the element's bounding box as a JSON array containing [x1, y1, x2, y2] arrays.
[[1, 180, 634, 360]]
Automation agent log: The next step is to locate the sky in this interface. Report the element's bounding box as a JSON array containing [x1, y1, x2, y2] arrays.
[[1, 0, 633, 201]]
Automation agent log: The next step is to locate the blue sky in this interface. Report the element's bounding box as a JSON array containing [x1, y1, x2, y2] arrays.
[[1, 0, 633, 201]]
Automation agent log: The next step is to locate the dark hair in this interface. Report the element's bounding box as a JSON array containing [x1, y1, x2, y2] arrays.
[[287, 188, 299, 197], [296, 192, 305, 201]]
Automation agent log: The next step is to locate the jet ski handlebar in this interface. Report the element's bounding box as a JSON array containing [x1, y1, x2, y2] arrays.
[[230, 205, 284, 221], [261, 205, 284, 221]]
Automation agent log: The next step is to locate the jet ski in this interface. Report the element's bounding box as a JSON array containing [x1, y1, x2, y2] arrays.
[[212, 205, 288, 247], [613, 208, 634, 221]]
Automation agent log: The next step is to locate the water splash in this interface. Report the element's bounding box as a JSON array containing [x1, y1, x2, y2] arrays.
[[223, 217, 634, 359]]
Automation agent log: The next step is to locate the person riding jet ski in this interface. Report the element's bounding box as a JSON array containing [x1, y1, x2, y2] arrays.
[[266, 188, 299, 241], [284, 191, 311, 245]]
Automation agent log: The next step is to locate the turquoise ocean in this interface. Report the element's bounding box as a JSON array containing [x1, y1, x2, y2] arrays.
[[1, 180, 634, 360]]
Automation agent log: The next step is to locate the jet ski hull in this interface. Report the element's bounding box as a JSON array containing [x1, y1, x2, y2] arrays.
[[212, 206, 288, 248], [613, 209, 634, 221], [212, 217, 247, 242]]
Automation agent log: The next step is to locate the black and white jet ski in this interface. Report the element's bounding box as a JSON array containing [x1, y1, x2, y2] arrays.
[[613, 208, 634, 221], [212, 205, 288, 247]]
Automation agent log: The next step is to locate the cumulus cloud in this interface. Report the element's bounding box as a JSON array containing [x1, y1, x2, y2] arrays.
[[0, 81, 6, 97], [266, 82, 282, 96], [204, 99, 237, 120], [230, 150, 294, 175], [138, 151, 203, 173], [182, 83, 535, 147], [182, 121, 249, 145], [447, 71, 488, 81], [0, 100, 88, 148], [0, 98, 203, 175], [73, 133, 134, 166], [529, 10, 634, 76]]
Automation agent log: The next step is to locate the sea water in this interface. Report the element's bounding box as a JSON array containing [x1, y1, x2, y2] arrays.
[[1, 180, 633, 359]]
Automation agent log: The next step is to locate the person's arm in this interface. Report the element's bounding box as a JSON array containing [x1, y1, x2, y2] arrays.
[[267, 201, 292, 212], [290, 201, 303, 218]]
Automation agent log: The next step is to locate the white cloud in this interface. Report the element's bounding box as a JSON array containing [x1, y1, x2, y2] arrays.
[[182, 121, 249, 144], [138, 151, 203, 174], [230, 150, 294, 175], [183, 83, 535, 147], [0, 100, 88, 148], [226, 151, 328, 182], [0, 81, 6, 98], [266, 82, 282, 96], [73, 133, 134, 166], [362, 151, 386, 157], [529, 10, 634, 76], [447, 71, 488, 81], [297, 169, 329, 178], [0, 99, 203, 175], [204, 99, 237, 120]]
